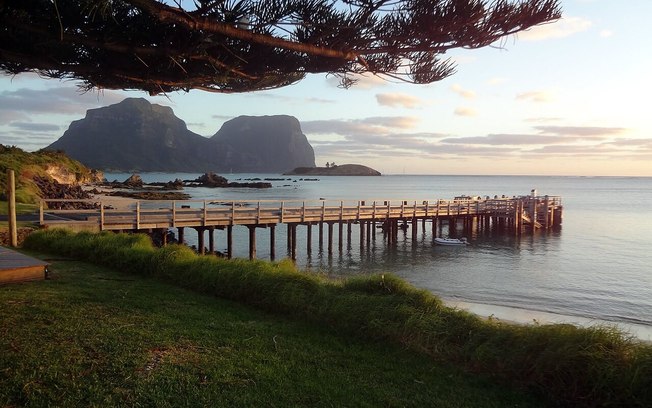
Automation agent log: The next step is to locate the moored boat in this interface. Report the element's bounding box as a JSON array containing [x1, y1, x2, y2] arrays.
[[434, 237, 468, 246]]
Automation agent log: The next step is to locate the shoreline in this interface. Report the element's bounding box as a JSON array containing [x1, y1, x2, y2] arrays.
[[445, 298, 652, 342]]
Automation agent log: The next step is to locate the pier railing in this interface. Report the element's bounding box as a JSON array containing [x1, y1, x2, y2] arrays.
[[39, 196, 562, 231]]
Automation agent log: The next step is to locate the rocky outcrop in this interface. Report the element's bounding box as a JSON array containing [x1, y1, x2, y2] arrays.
[[184, 172, 272, 189], [46, 98, 316, 173], [45, 164, 103, 185], [285, 164, 381, 176]]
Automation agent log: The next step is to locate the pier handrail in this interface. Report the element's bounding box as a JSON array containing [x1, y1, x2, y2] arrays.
[[39, 195, 562, 232]]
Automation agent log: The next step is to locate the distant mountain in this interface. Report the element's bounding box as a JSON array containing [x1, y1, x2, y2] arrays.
[[209, 115, 315, 173], [47, 98, 316, 173]]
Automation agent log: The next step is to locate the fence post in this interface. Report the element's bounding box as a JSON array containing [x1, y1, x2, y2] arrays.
[[6, 170, 17, 247]]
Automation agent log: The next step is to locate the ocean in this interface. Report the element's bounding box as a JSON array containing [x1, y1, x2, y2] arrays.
[[105, 173, 652, 338]]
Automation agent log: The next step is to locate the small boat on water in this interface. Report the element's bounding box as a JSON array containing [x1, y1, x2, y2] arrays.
[[434, 237, 468, 246]]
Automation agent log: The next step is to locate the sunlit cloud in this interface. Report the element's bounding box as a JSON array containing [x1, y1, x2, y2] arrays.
[[518, 16, 592, 41], [302, 117, 419, 135], [454, 107, 478, 117], [525, 117, 564, 123], [376, 93, 426, 108], [451, 84, 476, 99], [534, 126, 626, 137], [442, 134, 564, 145], [487, 77, 507, 86], [516, 91, 553, 103], [244, 93, 336, 105], [599, 30, 614, 38]]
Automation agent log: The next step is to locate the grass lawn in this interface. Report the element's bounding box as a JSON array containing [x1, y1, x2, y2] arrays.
[[0, 255, 552, 407]]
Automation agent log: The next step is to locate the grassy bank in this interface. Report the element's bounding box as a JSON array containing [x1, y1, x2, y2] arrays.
[[1, 257, 550, 407], [22, 229, 652, 407]]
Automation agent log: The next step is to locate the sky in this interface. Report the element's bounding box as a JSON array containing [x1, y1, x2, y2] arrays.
[[1, 0, 651, 176]]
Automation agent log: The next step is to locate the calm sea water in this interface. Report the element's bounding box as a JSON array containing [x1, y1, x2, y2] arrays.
[[106, 173, 652, 335]]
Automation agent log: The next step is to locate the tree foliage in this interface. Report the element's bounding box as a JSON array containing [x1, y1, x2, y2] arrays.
[[0, 0, 561, 94]]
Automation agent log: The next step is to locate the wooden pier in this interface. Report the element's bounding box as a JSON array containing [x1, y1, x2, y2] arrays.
[[39, 192, 562, 260]]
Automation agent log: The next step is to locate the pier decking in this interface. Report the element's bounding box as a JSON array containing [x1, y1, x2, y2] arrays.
[[39, 193, 562, 260]]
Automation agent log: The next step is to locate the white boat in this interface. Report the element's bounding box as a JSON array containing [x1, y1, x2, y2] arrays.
[[434, 237, 468, 246]]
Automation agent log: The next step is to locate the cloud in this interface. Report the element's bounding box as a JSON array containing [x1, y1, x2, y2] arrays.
[[454, 107, 478, 117], [518, 16, 592, 41], [451, 84, 476, 99], [0, 86, 126, 115], [516, 91, 553, 103], [243, 93, 336, 105], [487, 77, 507, 86], [376, 93, 426, 108], [302, 117, 419, 135], [9, 122, 61, 132], [534, 126, 626, 137], [441, 134, 564, 145], [600, 30, 614, 38], [525, 117, 564, 123]]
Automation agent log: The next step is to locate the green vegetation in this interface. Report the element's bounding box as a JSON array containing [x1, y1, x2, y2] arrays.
[[22, 229, 652, 407], [0, 200, 39, 216], [1, 256, 551, 407], [0, 145, 98, 204]]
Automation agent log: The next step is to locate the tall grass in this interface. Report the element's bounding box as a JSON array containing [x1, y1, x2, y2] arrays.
[[24, 229, 652, 407]]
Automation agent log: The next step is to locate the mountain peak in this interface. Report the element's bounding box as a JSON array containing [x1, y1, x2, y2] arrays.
[[47, 99, 316, 173]]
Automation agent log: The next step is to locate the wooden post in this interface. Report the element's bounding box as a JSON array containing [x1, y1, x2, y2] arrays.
[[177, 227, 185, 244], [227, 225, 233, 259], [7, 170, 17, 247], [287, 223, 293, 252], [366, 219, 371, 246], [338, 221, 343, 251], [306, 223, 312, 255], [208, 227, 215, 253], [319, 222, 324, 250], [327, 222, 333, 254], [411, 217, 417, 243], [197, 228, 205, 255], [248, 225, 256, 260], [347, 221, 352, 249], [270, 225, 276, 260], [100, 202, 105, 230], [359, 220, 365, 247], [291, 224, 297, 260]]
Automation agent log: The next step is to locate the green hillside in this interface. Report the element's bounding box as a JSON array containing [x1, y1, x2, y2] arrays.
[[0, 145, 100, 204]]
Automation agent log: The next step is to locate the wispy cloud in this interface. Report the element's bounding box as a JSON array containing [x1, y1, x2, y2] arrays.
[[302, 117, 419, 135], [518, 16, 592, 41], [516, 91, 553, 103], [534, 126, 626, 137], [9, 122, 61, 132], [454, 107, 478, 117], [0, 86, 125, 115], [376, 93, 426, 108], [451, 84, 476, 99]]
